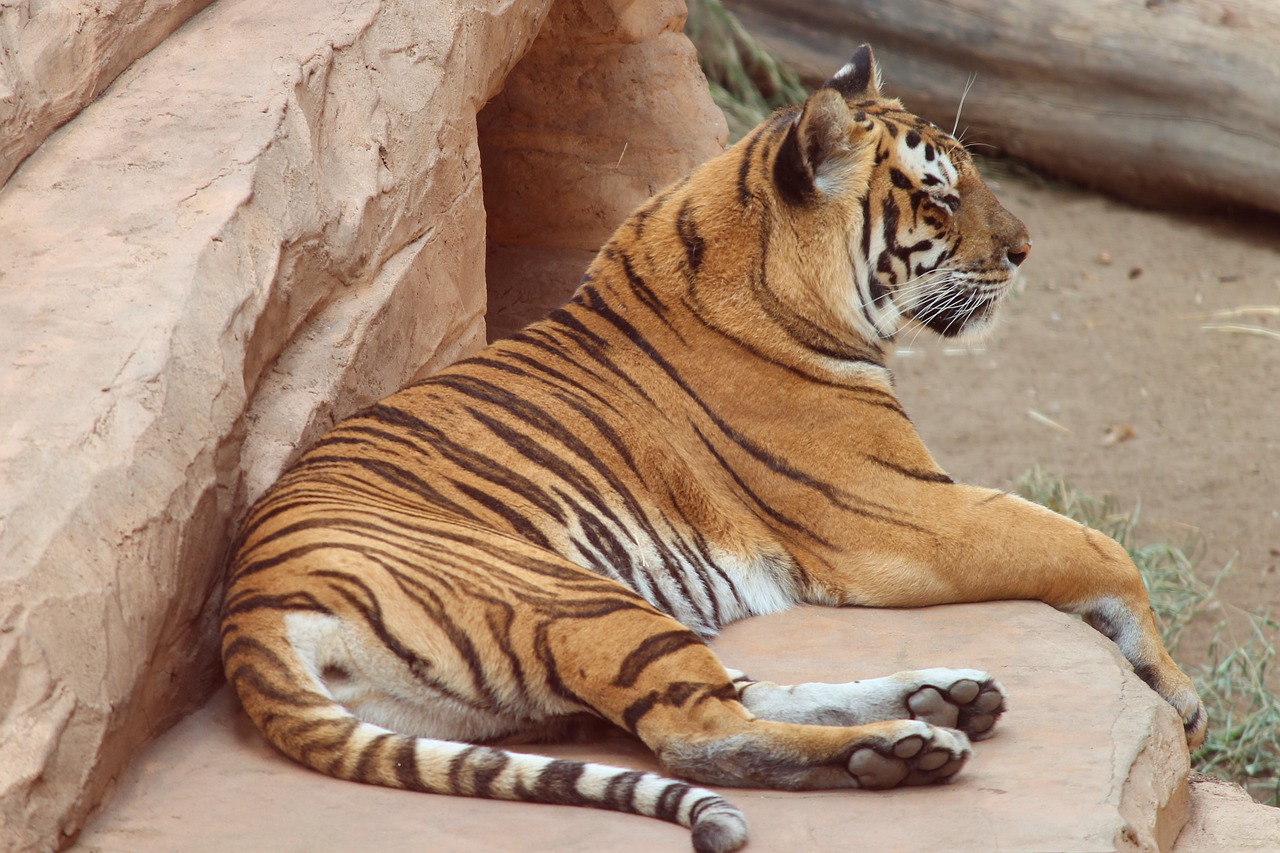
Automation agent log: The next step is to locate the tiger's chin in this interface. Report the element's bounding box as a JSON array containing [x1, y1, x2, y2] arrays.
[[902, 290, 1008, 342]]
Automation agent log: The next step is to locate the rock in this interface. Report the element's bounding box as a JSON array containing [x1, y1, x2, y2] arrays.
[[73, 603, 1193, 852], [0, 0, 216, 187], [725, 0, 1280, 215], [479, 0, 727, 340], [1173, 773, 1280, 852], [0, 0, 724, 849]]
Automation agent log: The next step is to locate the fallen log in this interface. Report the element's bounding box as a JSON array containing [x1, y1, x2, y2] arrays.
[[727, 0, 1280, 215]]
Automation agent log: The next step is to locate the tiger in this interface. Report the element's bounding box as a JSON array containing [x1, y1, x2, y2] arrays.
[[221, 45, 1206, 853]]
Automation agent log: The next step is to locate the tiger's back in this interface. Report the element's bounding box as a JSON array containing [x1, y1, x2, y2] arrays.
[[222, 46, 1203, 853]]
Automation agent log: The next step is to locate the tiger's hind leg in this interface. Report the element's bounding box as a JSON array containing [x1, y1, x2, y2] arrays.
[[725, 667, 1006, 741], [541, 600, 973, 791], [264, 522, 974, 795]]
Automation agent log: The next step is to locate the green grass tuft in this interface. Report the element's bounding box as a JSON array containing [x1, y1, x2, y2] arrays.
[[1017, 468, 1280, 804], [686, 0, 808, 141]]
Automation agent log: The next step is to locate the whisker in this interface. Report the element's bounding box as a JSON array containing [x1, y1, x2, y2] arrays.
[[952, 72, 977, 138]]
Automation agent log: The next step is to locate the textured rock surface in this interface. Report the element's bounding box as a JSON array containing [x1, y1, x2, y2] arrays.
[[0, 0, 216, 186], [0, 0, 722, 849], [480, 0, 727, 341], [74, 603, 1193, 852], [1173, 774, 1280, 852]]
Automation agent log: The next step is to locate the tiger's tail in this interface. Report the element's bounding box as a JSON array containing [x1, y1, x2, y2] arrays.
[[220, 621, 748, 853]]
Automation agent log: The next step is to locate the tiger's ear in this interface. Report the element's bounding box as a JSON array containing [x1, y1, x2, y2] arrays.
[[773, 87, 867, 205], [823, 44, 882, 101]]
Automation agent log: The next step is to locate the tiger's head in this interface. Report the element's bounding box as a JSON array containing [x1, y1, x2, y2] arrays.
[[683, 45, 1031, 356]]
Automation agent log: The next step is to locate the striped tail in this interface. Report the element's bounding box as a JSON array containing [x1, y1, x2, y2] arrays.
[[222, 635, 748, 853]]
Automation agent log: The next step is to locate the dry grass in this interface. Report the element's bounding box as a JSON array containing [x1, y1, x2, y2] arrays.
[[1200, 305, 1280, 342], [1018, 469, 1280, 804], [685, 0, 807, 141]]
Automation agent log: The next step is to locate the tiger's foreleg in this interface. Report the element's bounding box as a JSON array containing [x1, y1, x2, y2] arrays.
[[814, 485, 1206, 749], [724, 668, 1005, 741]]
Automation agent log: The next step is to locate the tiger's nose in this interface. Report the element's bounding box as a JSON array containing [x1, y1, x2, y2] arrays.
[[1006, 242, 1031, 267]]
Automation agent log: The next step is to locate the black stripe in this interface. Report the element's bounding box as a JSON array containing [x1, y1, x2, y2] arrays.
[[471, 350, 623, 421], [621, 691, 659, 734], [613, 630, 703, 687], [773, 118, 816, 206], [222, 637, 334, 707], [222, 589, 331, 618], [654, 781, 692, 822], [611, 248, 684, 342], [866, 455, 953, 484], [532, 759, 590, 806], [689, 425, 833, 550], [393, 739, 424, 790], [313, 566, 500, 710], [309, 717, 361, 773], [603, 770, 646, 811], [459, 746, 510, 797], [614, 248, 670, 312], [447, 746, 482, 793], [545, 306, 656, 404], [451, 479, 554, 548], [353, 732, 393, 782], [737, 110, 794, 207], [749, 225, 883, 363], [439, 372, 711, 618], [676, 199, 705, 273], [678, 292, 897, 400], [571, 292, 893, 532]]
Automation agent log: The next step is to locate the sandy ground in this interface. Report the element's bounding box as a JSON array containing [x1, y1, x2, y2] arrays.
[[893, 174, 1280, 662]]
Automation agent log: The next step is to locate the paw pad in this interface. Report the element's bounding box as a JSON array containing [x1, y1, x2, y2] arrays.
[[906, 674, 1006, 741], [949, 679, 980, 704], [847, 726, 970, 789]]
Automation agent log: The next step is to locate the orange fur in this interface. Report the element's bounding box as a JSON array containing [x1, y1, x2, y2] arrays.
[[222, 46, 1202, 853]]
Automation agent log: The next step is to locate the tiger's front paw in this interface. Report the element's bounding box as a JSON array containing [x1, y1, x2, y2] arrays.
[[896, 668, 1006, 741], [846, 722, 971, 789], [1140, 659, 1206, 750], [1179, 690, 1207, 752]]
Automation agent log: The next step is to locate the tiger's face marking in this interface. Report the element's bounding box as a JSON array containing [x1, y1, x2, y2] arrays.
[[221, 44, 1202, 853], [747, 66, 1030, 348]]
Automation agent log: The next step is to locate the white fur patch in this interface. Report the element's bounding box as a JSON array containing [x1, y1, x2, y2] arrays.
[[737, 668, 997, 726], [895, 133, 958, 195], [1079, 595, 1143, 661], [833, 61, 860, 82], [707, 545, 801, 622], [282, 610, 347, 695], [283, 610, 550, 742]]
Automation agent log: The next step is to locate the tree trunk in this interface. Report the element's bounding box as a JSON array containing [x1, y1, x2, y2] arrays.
[[728, 0, 1280, 215]]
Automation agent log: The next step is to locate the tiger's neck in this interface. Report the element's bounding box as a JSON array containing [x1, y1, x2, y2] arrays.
[[572, 150, 892, 390]]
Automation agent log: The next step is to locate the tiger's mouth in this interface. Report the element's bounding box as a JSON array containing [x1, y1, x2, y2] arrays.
[[904, 275, 1012, 338]]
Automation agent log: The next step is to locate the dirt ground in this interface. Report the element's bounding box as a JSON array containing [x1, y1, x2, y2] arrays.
[[893, 174, 1280, 662]]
